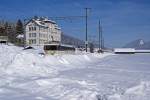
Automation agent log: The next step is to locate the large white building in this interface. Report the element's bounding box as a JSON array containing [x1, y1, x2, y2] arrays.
[[25, 17, 61, 46]]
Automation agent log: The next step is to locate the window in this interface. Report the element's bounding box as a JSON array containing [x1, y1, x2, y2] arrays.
[[34, 27, 36, 31], [32, 33, 36, 37], [29, 27, 36, 31], [29, 39, 36, 44], [32, 27, 34, 31], [29, 33, 31, 37], [29, 27, 31, 31], [40, 34, 42, 38], [29, 40, 32, 44], [32, 39, 36, 44], [29, 33, 36, 37]]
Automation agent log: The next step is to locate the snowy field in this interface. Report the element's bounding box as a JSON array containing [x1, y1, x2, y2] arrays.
[[0, 45, 150, 100]]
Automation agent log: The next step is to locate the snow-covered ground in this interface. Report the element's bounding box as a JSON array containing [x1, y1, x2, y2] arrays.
[[0, 45, 150, 100]]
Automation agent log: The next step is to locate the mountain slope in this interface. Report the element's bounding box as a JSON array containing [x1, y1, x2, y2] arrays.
[[124, 39, 150, 49]]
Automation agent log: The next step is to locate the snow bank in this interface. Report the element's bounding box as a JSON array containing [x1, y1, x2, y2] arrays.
[[0, 45, 112, 100], [0, 45, 110, 77], [34, 78, 99, 100], [1, 45, 150, 100], [108, 81, 150, 100]]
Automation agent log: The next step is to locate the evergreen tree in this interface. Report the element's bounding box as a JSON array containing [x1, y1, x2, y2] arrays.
[[4, 22, 9, 36], [16, 19, 23, 35], [7, 23, 16, 43], [0, 26, 5, 36], [15, 19, 24, 46], [0, 20, 6, 36]]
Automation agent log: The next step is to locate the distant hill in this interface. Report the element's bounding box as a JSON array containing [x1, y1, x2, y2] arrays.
[[61, 33, 85, 47], [141, 41, 150, 49], [61, 33, 110, 49], [123, 39, 150, 49]]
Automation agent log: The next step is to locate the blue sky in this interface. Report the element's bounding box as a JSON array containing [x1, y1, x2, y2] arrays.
[[0, 0, 150, 47]]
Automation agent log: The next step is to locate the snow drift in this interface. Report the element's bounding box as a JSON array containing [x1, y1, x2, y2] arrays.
[[0, 45, 150, 100], [0, 45, 110, 100]]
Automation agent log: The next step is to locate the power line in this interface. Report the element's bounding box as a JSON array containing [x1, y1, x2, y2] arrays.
[[49, 16, 85, 20]]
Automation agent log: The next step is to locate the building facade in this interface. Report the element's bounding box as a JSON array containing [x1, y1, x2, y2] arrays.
[[25, 17, 61, 46]]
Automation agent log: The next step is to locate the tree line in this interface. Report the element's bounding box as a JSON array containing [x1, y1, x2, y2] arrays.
[[0, 19, 24, 46]]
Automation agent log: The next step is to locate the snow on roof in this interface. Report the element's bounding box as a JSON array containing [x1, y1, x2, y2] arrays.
[[135, 50, 150, 53], [114, 48, 135, 52], [55, 27, 61, 30], [44, 43, 75, 48], [54, 25, 61, 30], [26, 17, 61, 30], [16, 34, 24, 39], [43, 18, 56, 24], [34, 20, 48, 28], [31, 18, 57, 28]]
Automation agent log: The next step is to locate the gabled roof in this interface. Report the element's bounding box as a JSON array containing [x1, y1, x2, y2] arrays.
[[34, 20, 47, 27], [25, 17, 60, 29], [25, 19, 48, 28]]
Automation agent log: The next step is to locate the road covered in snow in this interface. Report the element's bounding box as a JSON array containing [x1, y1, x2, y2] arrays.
[[0, 45, 150, 100]]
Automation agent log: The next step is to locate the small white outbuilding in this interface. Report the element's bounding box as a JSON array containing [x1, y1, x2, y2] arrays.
[[114, 48, 135, 54]]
